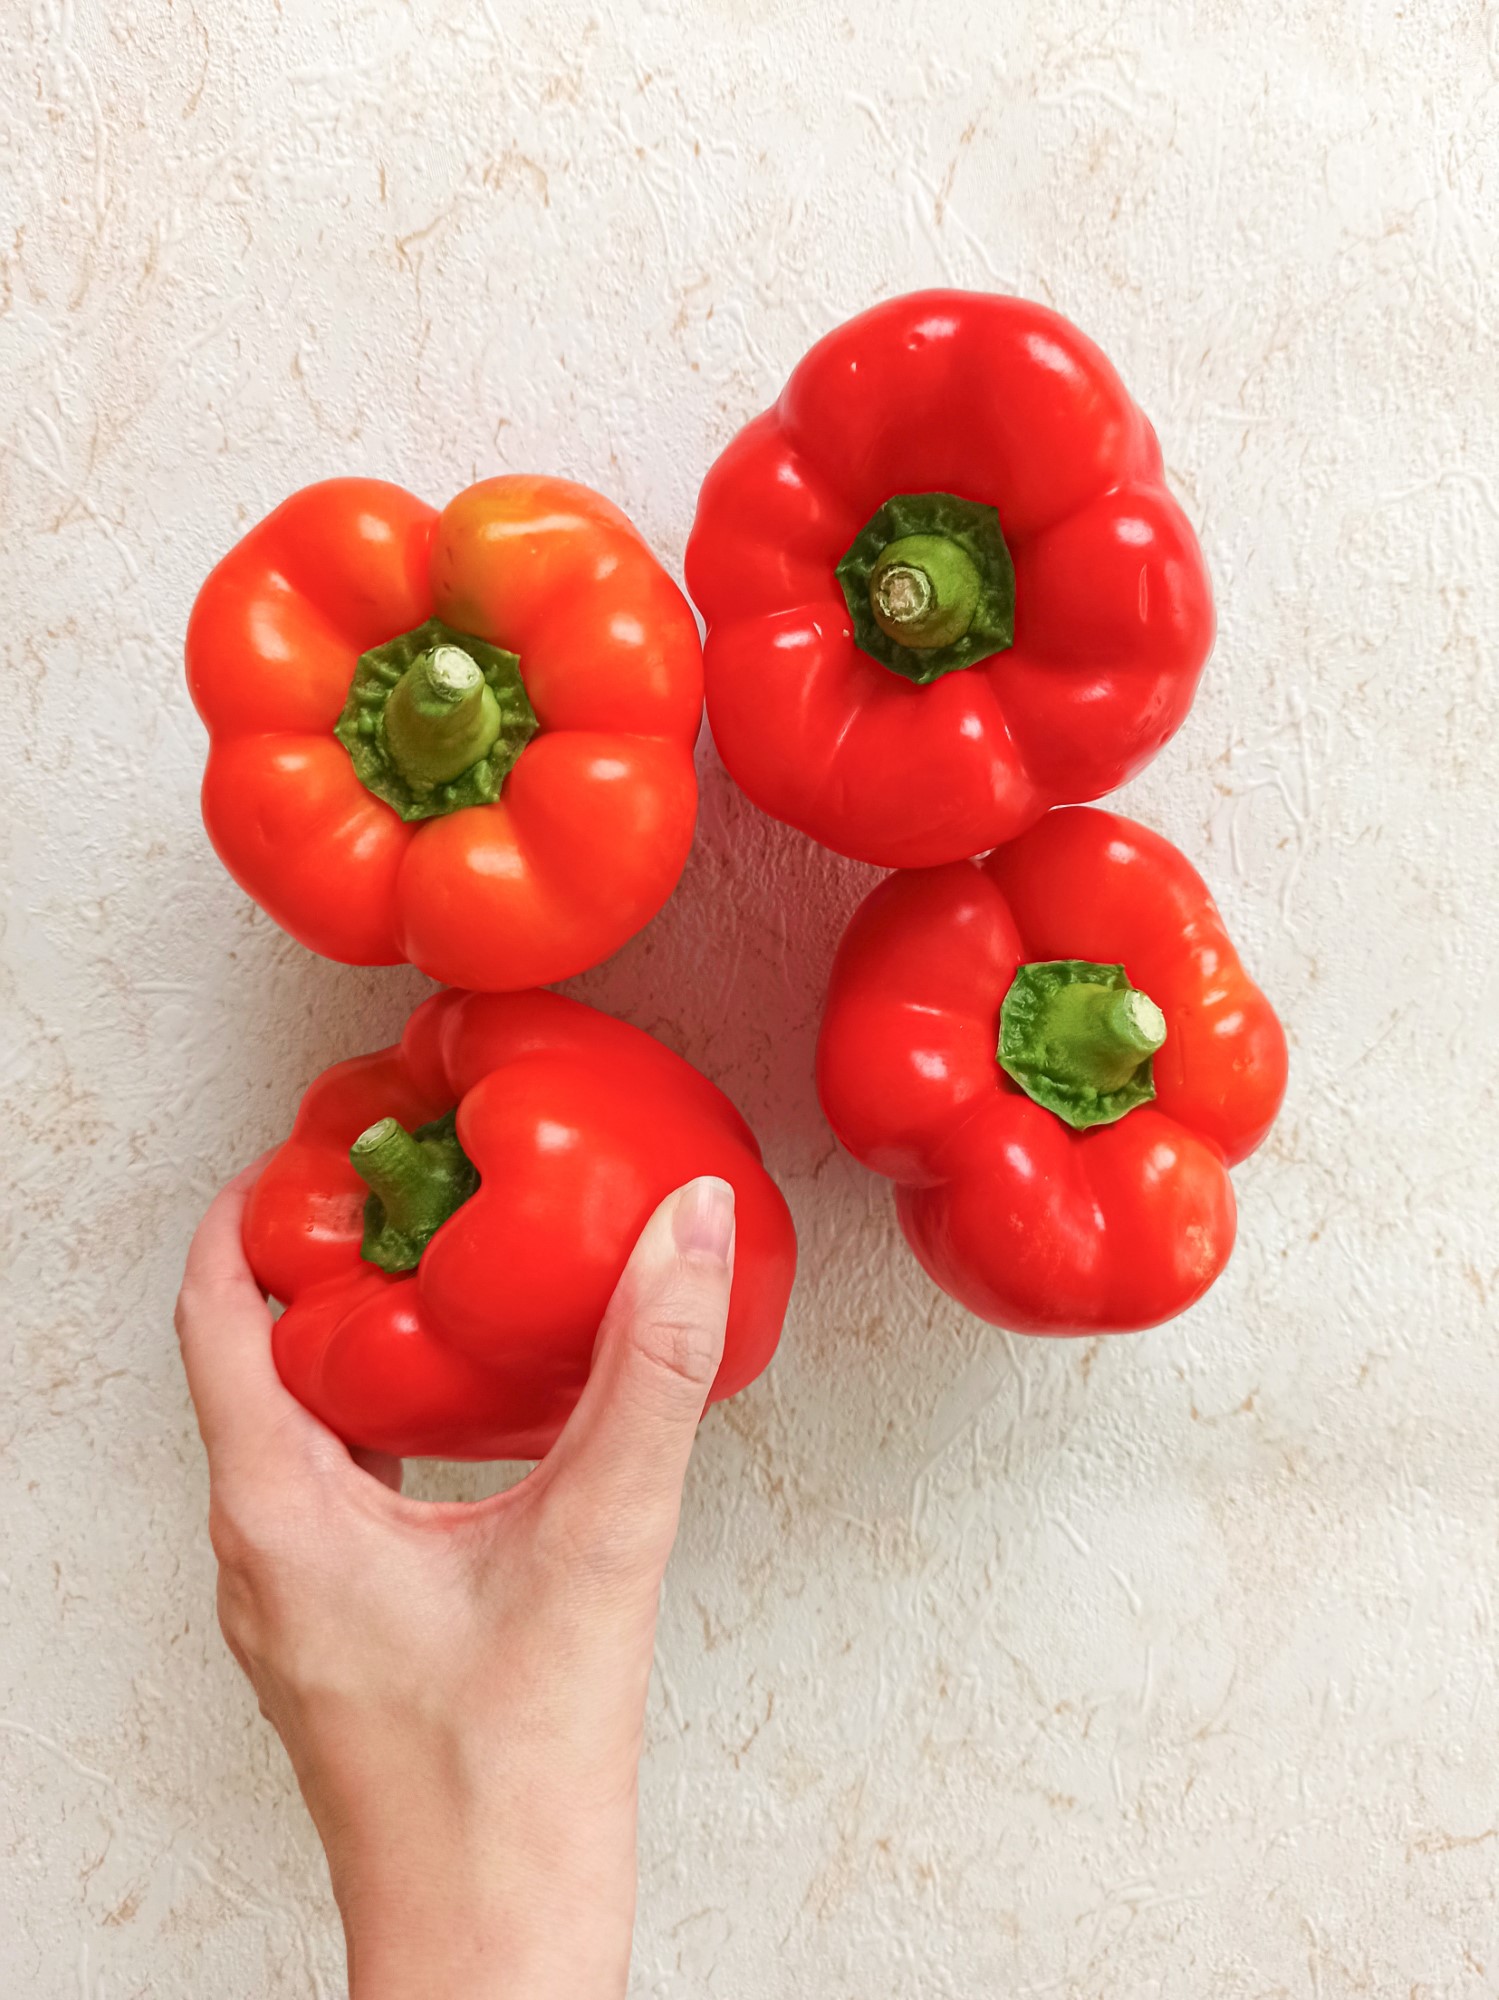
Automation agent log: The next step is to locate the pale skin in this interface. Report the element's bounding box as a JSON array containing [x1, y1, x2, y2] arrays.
[[175, 1161, 737, 2000]]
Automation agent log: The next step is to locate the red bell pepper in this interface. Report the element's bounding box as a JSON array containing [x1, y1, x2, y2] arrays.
[[187, 475, 702, 990], [244, 987, 798, 1460], [816, 808, 1286, 1333], [686, 291, 1214, 868]]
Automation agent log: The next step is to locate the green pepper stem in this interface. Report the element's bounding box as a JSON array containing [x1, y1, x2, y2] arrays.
[[350, 1117, 457, 1241], [1101, 989, 1167, 1062], [1034, 981, 1166, 1092], [836, 492, 1014, 686], [382, 645, 504, 786], [998, 959, 1167, 1130], [874, 563, 934, 627], [868, 532, 983, 650]]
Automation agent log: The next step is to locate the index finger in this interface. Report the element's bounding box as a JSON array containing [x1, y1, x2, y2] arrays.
[[175, 1155, 315, 1474]]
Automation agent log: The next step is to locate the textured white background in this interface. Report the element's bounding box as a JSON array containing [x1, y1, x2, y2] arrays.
[[5, 1, 1498, 1993]]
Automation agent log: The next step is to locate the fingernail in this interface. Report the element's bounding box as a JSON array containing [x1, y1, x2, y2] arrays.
[[673, 1176, 736, 1264]]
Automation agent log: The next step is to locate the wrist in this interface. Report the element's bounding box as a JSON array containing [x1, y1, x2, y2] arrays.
[[346, 1911, 629, 2000], [334, 1808, 637, 2000], [342, 1880, 633, 2000]]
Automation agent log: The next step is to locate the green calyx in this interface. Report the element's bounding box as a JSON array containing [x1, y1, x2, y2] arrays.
[[335, 616, 538, 821], [998, 960, 1167, 1131], [836, 491, 1014, 685], [351, 1109, 479, 1273]]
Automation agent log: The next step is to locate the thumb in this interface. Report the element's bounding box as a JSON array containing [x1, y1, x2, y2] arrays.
[[543, 1177, 736, 1569]]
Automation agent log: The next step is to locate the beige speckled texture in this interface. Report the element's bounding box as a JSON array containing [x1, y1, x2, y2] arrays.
[[5, 2, 1498, 1993]]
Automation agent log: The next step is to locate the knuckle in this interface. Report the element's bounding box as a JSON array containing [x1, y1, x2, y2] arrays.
[[176, 1271, 226, 1320], [215, 1565, 271, 1677], [206, 1486, 285, 1574], [206, 1496, 250, 1568], [629, 1296, 722, 1395]]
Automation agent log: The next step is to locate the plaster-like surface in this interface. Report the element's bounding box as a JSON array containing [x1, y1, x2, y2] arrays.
[[5, 3, 1497, 1992]]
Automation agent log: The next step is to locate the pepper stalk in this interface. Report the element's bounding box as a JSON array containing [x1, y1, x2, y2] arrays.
[[998, 959, 1167, 1129], [334, 616, 538, 822], [351, 1108, 479, 1272]]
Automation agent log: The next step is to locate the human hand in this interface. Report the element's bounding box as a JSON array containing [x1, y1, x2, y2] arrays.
[[175, 1160, 736, 2000]]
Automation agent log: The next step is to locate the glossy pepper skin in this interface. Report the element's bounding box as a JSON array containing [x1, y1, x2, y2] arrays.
[[686, 291, 1214, 868], [816, 808, 1286, 1334], [187, 475, 702, 989], [245, 988, 798, 1461]]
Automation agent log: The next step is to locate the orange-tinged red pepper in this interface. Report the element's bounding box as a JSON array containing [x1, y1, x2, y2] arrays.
[[187, 475, 702, 990]]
